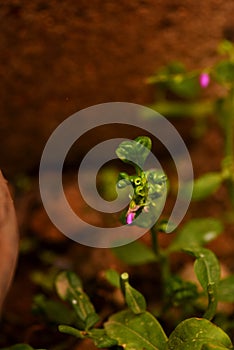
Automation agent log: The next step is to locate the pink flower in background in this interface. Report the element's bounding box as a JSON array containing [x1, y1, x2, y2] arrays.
[[199, 73, 210, 88], [126, 212, 135, 224]]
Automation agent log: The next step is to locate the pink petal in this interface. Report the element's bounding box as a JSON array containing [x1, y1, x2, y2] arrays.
[[199, 73, 210, 88], [126, 212, 135, 224]]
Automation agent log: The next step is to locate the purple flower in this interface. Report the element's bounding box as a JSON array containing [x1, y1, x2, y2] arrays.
[[199, 73, 210, 88], [126, 212, 135, 225]]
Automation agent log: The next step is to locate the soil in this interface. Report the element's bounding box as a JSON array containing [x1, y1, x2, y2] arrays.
[[0, 1, 234, 349]]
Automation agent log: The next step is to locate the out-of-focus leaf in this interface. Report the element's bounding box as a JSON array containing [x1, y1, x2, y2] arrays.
[[169, 218, 223, 252], [33, 294, 75, 325], [214, 60, 234, 84], [104, 269, 121, 288], [191, 173, 223, 201], [217, 275, 234, 302], [165, 275, 199, 306], [112, 241, 157, 265], [55, 271, 99, 330]]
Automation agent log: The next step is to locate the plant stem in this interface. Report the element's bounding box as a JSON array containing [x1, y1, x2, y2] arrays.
[[150, 225, 159, 256], [150, 226, 170, 295], [223, 87, 234, 206], [225, 89, 234, 160], [149, 100, 214, 118]]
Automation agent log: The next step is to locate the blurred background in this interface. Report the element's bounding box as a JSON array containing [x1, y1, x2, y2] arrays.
[[1, 0, 234, 177]]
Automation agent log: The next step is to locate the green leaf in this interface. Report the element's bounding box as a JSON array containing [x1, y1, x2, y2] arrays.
[[55, 271, 99, 330], [218, 40, 234, 56], [168, 75, 200, 99], [85, 329, 118, 348], [202, 344, 233, 350], [169, 218, 223, 252], [184, 247, 220, 320], [168, 317, 232, 349], [165, 275, 199, 306], [58, 326, 118, 348], [214, 60, 234, 84], [58, 325, 85, 339], [30, 269, 57, 292], [217, 275, 234, 302], [115, 136, 152, 169], [120, 272, 146, 314], [192, 173, 223, 200], [112, 240, 157, 265], [33, 294, 76, 325], [105, 310, 168, 350], [104, 269, 121, 288]]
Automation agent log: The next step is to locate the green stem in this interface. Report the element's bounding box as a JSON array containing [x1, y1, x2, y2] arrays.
[[150, 226, 170, 296], [224, 89, 234, 160], [150, 225, 159, 256], [223, 87, 234, 206], [149, 100, 214, 118]]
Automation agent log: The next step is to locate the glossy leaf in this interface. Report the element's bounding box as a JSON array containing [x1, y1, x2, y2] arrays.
[[168, 318, 232, 349], [112, 240, 157, 265], [192, 172, 223, 200], [217, 275, 234, 302], [55, 271, 99, 330], [105, 310, 168, 350], [116, 136, 152, 169], [120, 272, 146, 314], [184, 247, 220, 320], [169, 218, 223, 252]]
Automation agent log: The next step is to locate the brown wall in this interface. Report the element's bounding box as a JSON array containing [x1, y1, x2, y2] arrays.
[[1, 1, 233, 176]]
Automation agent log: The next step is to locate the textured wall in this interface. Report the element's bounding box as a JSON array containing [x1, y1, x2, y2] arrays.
[[1, 1, 233, 176]]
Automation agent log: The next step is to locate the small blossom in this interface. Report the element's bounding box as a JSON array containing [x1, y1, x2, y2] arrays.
[[199, 73, 210, 88], [126, 212, 135, 225]]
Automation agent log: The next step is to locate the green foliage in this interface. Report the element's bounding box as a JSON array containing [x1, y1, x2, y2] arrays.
[[32, 294, 76, 325], [55, 270, 233, 350], [104, 310, 168, 350], [214, 60, 234, 84], [104, 268, 121, 288], [55, 271, 99, 330], [112, 240, 157, 265], [169, 218, 223, 252], [167, 318, 233, 350], [184, 247, 220, 320], [165, 275, 199, 307], [217, 275, 234, 302], [4, 41, 234, 350], [116, 136, 167, 228], [115, 135, 152, 170], [58, 325, 118, 348], [191, 172, 223, 201], [120, 272, 146, 314]]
